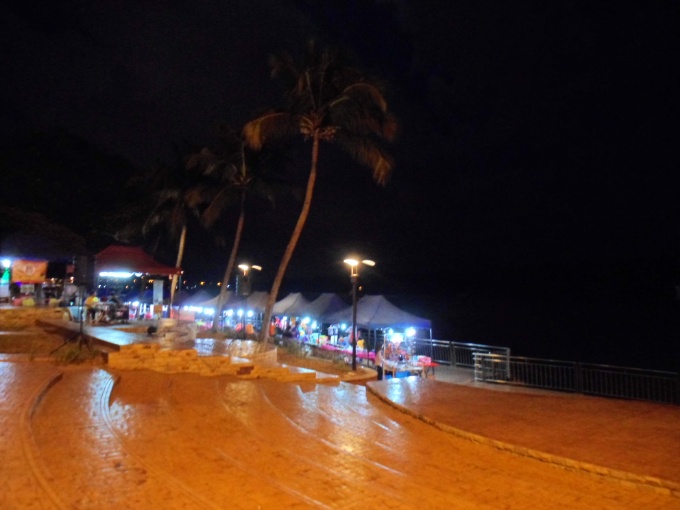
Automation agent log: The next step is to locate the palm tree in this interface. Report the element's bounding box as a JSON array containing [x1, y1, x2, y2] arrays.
[[244, 41, 398, 344], [188, 124, 291, 331], [141, 144, 205, 308], [187, 126, 254, 330]]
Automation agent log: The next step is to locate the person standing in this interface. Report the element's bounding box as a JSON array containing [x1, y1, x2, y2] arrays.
[[84, 291, 99, 323], [375, 342, 384, 380]]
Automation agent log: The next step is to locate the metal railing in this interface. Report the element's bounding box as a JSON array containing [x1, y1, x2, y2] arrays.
[[474, 353, 680, 405], [412, 338, 510, 369]]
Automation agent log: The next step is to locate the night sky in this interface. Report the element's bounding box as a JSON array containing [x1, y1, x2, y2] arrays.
[[2, 1, 679, 366]]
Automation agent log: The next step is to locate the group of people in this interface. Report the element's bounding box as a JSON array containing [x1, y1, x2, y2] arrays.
[[84, 291, 124, 323]]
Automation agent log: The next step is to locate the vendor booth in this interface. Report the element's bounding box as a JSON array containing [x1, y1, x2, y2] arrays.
[[321, 294, 432, 343], [94, 245, 182, 321], [319, 295, 433, 373], [191, 290, 269, 332], [272, 292, 312, 339], [220, 291, 269, 332]]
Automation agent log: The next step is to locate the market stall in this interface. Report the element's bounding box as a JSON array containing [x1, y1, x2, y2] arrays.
[[321, 294, 433, 351], [94, 245, 182, 320], [381, 332, 435, 378]]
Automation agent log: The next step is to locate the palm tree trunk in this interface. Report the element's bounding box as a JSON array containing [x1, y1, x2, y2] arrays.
[[170, 224, 187, 312], [260, 133, 320, 342], [212, 191, 247, 332]]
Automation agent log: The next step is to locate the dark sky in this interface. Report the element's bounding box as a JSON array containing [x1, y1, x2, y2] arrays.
[[2, 0, 679, 295]]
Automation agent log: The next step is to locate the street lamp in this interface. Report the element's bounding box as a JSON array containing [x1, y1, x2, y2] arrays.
[[236, 263, 262, 297], [236, 264, 261, 337], [343, 257, 375, 371]]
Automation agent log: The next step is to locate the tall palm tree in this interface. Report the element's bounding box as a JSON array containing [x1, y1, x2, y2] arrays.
[[141, 144, 205, 308], [188, 124, 290, 331], [187, 126, 254, 329], [244, 41, 398, 343]]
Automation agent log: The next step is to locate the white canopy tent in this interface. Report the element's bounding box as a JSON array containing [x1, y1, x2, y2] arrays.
[[199, 291, 269, 313], [272, 292, 310, 317], [303, 293, 348, 319], [322, 294, 432, 341]]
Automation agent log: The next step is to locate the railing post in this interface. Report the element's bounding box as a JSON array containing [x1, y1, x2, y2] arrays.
[[501, 348, 510, 381], [574, 362, 583, 394], [450, 342, 456, 367], [473, 352, 482, 381]]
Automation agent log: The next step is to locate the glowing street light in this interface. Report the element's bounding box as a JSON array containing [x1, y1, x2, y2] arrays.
[[343, 257, 375, 371], [237, 264, 262, 275], [235, 263, 261, 297]]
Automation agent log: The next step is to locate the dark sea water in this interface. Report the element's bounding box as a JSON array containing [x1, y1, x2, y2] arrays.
[[388, 277, 680, 373]]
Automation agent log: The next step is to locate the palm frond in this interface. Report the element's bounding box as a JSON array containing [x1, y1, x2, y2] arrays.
[[335, 134, 394, 186], [243, 111, 297, 150], [201, 190, 237, 227], [340, 82, 388, 112]]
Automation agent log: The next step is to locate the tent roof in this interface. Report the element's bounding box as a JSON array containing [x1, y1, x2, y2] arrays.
[[95, 245, 181, 275], [199, 291, 269, 313], [198, 292, 232, 309], [304, 293, 348, 319], [228, 291, 270, 312], [322, 294, 432, 329], [272, 292, 310, 317], [181, 289, 216, 306]]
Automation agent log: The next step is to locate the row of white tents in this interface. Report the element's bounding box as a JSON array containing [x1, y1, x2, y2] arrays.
[[92, 246, 432, 335], [184, 291, 432, 332]]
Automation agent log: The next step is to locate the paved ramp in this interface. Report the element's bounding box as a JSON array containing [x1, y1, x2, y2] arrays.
[[2, 362, 678, 509]]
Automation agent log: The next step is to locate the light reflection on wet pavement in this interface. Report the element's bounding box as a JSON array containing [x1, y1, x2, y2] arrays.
[[3, 363, 679, 509], [168, 337, 260, 357]]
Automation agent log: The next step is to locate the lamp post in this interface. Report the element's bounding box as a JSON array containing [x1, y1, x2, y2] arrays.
[[236, 264, 261, 337], [343, 258, 375, 371], [236, 263, 261, 297]]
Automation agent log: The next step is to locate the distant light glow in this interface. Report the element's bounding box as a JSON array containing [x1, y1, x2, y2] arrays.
[[238, 264, 261, 275], [99, 271, 134, 278], [405, 327, 416, 337], [2, 259, 11, 269]]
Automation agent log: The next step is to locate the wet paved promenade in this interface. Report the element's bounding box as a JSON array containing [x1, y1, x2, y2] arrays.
[[1, 320, 679, 508], [2, 356, 679, 509]]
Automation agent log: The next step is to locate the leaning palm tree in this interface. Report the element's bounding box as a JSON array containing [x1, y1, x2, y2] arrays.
[[142, 144, 205, 308], [187, 126, 254, 330], [189, 125, 293, 331], [244, 41, 398, 343]]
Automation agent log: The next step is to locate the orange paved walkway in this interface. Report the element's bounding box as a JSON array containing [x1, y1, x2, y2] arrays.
[[1, 360, 679, 509], [368, 376, 680, 489], [1, 320, 679, 508]]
